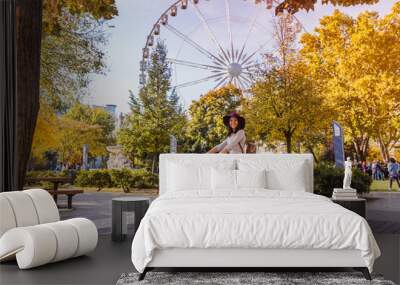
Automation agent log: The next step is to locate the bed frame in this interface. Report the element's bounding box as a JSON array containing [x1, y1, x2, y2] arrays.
[[139, 248, 370, 280], [138, 154, 372, 281]]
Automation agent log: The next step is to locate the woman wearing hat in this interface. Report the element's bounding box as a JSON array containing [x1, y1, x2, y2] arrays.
[[208, 112, 246, 154]]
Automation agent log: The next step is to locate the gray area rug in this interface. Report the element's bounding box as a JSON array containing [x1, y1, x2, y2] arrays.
[[116, 272, 396, 285]]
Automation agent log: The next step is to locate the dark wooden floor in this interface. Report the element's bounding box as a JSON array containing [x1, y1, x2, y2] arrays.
[[0, 235, 134, 285]]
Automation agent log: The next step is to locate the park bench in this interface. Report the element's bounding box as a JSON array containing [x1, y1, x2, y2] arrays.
[[46, 189, 83, 209], [25, 177, 83, 208]]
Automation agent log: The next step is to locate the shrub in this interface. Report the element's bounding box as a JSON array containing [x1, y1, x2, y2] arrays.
[[110, 169, 133, 193], [44, 168, 159, 192], [75, 170, 112, 191], [26, 170, 70, 189], [110, 168, 158, 192], [26, 170, 69, 178], [130, 169, 158, 189], [314, 163, 372, 197]]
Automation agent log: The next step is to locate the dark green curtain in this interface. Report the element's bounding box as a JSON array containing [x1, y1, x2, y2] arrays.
[[0, 0, 17, 192], [0, 0, 42, 192]]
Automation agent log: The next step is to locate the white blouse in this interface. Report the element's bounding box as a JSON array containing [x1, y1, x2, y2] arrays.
[[215, 129, 246, 154]]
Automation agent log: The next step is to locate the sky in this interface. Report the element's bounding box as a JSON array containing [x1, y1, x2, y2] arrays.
[[85, 0, 396, 115]]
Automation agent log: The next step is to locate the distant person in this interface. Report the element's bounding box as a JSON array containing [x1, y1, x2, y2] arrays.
[[376, 161, 384, 180], [388, 158, 400, 191], [361, 161, 368, 173], [372, 161, 378, 180], [208, 112, 246, 154], [366, 161, 372, 176]]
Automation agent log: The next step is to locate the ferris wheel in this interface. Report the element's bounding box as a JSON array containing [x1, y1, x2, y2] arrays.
[[140, 0, 304, 96]]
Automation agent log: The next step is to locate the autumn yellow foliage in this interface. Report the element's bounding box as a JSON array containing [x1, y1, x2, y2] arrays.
[[31, 103, 111, 165], [300, 2, 400, 161]]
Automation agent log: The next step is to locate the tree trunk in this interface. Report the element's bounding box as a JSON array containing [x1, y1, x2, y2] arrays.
[[15, 0, 42, 189], [151, 155, 156, 174], [353, 136, 369, 162], [284, 131, 292, 153], [306, 145, 319, 163], [376, 132, 390, 163]]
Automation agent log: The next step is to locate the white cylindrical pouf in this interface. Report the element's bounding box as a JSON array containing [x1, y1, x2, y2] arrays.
[[0, 196, 17, 237], [42, 221, 79, 262], [1, 192, 39, 227], [65, 218, 98, 257], [0, 226, 58, 269], [24, 189, 60, 224]]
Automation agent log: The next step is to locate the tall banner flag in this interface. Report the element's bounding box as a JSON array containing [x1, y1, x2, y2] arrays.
[[332, 121, 345, 168]]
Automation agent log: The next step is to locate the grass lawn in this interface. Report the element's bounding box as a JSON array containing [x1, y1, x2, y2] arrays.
[[370, 180, 400, 191]]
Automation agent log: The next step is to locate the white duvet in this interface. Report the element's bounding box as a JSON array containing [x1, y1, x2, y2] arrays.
[[131, 190, 380, 273]]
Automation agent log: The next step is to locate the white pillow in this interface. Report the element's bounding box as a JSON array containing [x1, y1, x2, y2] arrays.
[[211, 168, 236, 191], [168, 162, 209, 191], [238, 159, 307, 191], [167, 159, 236, 192], [236, 169, 267, 189]]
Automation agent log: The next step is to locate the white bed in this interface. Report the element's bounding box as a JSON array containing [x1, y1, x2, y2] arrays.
[[131, 154, 380, 280]]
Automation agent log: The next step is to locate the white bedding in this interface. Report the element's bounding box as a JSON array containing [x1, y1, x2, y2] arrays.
[[131, 190, 380, 273]]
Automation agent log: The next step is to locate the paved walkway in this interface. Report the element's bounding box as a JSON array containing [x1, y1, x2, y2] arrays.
[[364, 192, 400, 234], [59, 192, 154, 234], [59, 191, 400, 234]]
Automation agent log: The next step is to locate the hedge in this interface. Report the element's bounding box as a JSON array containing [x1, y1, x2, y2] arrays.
[[314, 163, 372, 197], [26, 170, 70, 189], [74, 168, 158, 192], [26, 170, 69, 178], [28, 164, 371, 196]]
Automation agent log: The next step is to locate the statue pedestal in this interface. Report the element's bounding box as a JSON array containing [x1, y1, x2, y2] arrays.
[[332, 188, 358, 200], [333, 188, 356, 193], [106, 145, 132, 169]]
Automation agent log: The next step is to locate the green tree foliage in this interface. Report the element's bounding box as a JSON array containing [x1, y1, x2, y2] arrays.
[[42, 0, 117, 34], [64, 102, 116, 144], [117, 41, 186, 173], [51, 117, 106, 165], [41, 11, 110, 112], [32, 0, 118, 167], [185, 85, 243, 153]]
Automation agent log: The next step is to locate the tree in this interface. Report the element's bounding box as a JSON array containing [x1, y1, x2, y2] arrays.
[[31, 104, 62, 163], [31, 0, 118, 168], [39, 0, 118, 112], [300, 3, 400, 161], [31, 103, 110, 166], [64, 103, 116, 145], [259, 0, 379, 15], [245, 62, 329, 154], [244, 14, 331, 154], [56, 118, 106, 165], [40, 11, 110, 112], [185, 85, 243, 153], [117, 41, 186, 173], [42, 0, 117, 34]]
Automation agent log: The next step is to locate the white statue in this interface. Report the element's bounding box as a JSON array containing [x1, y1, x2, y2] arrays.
[[343, 157, 353, 189]]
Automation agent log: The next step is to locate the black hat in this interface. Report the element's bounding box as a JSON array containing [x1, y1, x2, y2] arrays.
[[223, 112, 245, 129]]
